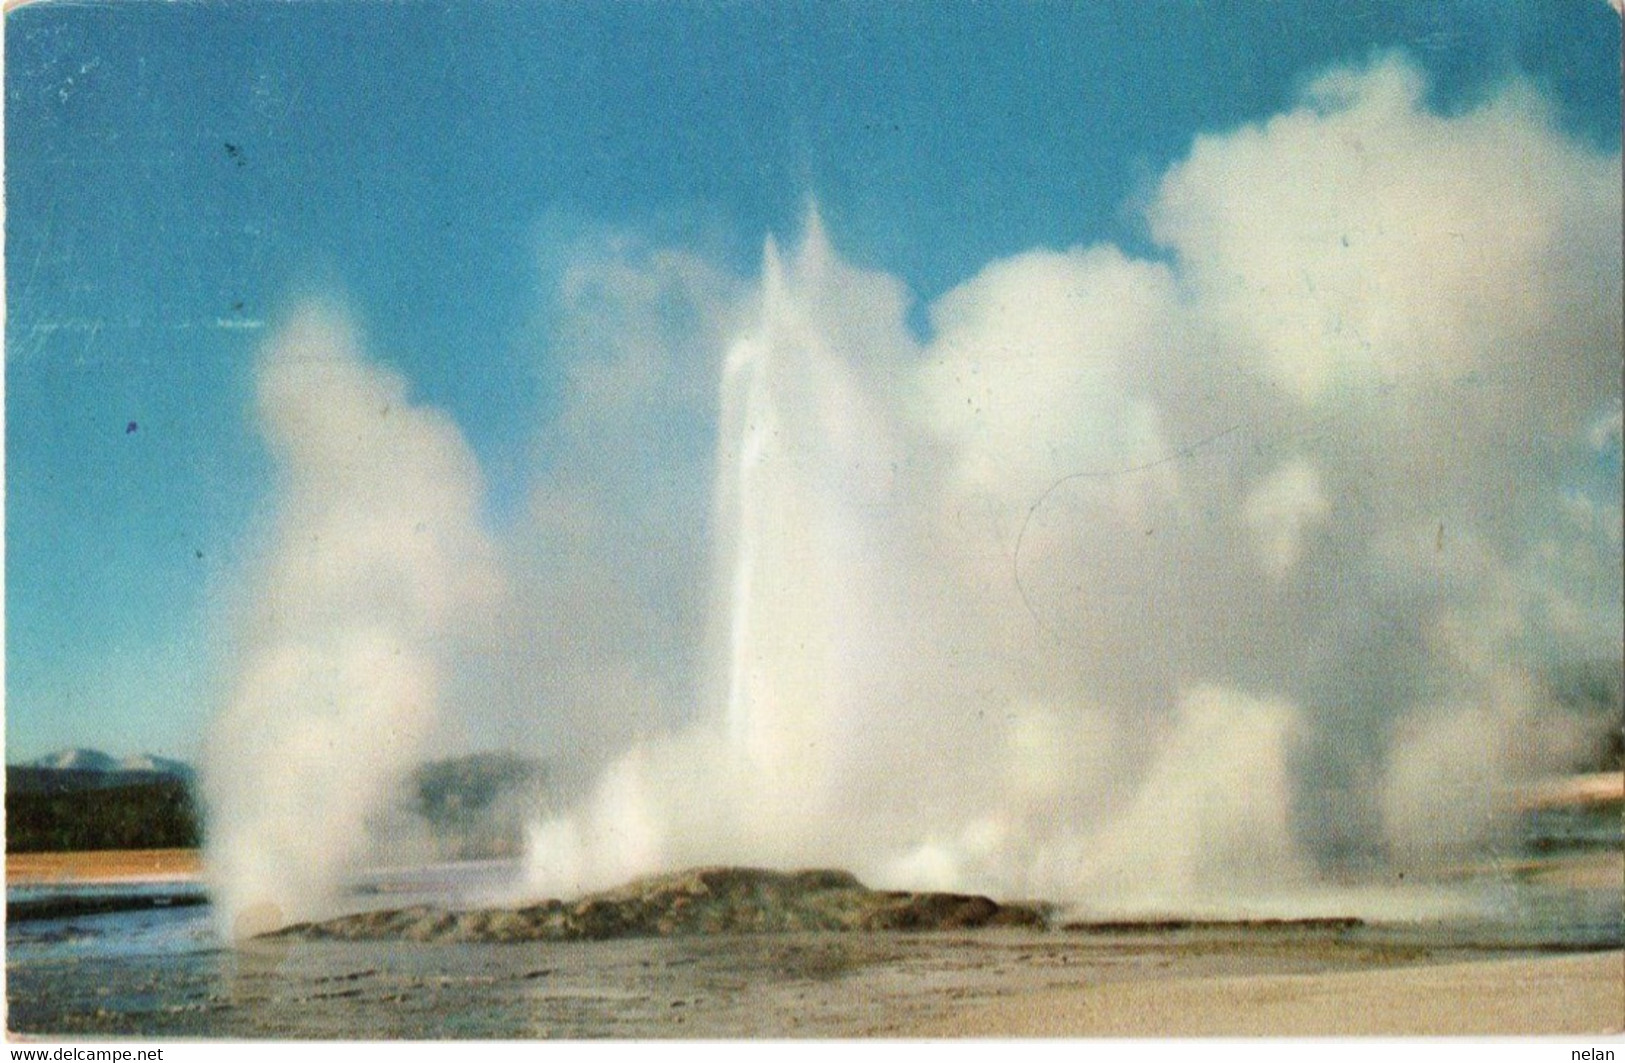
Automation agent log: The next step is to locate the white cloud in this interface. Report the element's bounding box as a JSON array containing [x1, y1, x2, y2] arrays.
[[1244, 458, 1329, 577]]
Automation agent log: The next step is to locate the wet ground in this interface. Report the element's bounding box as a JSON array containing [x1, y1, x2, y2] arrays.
[[8, 860, 1621, 1039], [11, 800, 1623, 1040], [0, 913, 1590, 1038]]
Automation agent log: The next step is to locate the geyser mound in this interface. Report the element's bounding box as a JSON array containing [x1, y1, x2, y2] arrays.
[[266, 865, 1047, 943]]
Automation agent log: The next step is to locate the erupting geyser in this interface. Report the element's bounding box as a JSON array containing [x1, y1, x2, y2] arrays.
[[522, 217, 1331, 908], [523, 61, 1620, 911], [202, 306, 501, 938], [525, 219, 934, 892], [207, 59, 1620, 936]]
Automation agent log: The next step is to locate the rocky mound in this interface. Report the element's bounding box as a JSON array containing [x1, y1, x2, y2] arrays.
[[267, 866, 1048, 943]]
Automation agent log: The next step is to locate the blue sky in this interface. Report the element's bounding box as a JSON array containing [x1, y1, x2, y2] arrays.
[[5, 0, 1621, 764]]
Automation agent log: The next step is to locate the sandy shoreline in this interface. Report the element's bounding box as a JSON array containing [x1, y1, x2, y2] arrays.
[[907, 950, 1625, 1037], [5, 848, 201, 885]]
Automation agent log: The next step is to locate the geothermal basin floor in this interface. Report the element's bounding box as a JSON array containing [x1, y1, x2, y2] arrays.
[[8, 911, 1623, 1038], [8, 848, 1623, 1038]]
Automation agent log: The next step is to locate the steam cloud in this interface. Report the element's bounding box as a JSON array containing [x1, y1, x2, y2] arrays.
[[207, 58, 1621, 929], [202, 306, 500, 937]]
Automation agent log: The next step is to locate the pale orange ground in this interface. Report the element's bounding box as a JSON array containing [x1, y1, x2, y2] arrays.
[[1523, 771, 1625, 810], [908, 951, 1625, 1037], [5, 848, 201, 885]]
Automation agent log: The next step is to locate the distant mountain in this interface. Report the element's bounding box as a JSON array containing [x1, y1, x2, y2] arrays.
[[23, 748, 194, 778], [8, 750, 195, 797], [112, 753, 194, 777], [28, 748, 120, 773]]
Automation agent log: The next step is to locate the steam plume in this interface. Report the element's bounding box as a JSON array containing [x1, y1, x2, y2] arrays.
[[520, 58, 1620, 913], [202, 305, 499, 937]]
